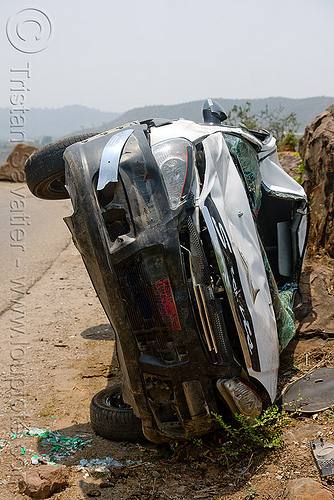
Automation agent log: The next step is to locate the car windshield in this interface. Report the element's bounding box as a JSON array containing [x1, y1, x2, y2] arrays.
[[223, 133, 262, 213]]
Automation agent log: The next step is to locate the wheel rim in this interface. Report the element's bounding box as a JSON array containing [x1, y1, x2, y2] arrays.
[[35, 172, 69, 199], [105, 392, 132, 410]]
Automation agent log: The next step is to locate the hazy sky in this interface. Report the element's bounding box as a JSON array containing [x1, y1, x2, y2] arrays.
[[1, 0, 333, 113]]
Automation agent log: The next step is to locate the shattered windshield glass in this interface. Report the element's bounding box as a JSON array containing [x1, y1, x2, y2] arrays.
[[223, 133, 262, 212]]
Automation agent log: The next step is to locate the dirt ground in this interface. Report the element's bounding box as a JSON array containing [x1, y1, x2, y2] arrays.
[[1, 237, 334, 499]]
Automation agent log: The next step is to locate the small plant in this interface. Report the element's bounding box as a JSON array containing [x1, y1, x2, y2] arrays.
[[169, 439, 193, 461], [293, 153, 305, 184], [282, 395, 308, 416], [279, 132, 299, 151], [213, 406, 290, 460], [324, 407, 334, 420], [169, 437, 205, 461], [298, 160, 305, 174], [243, 485, 259, 499]]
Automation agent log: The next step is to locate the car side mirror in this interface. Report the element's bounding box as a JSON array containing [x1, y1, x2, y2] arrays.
[[202, 98, 228, 124]]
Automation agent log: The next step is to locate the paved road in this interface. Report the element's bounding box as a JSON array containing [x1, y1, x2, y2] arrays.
[[0, 181, 72, 314]]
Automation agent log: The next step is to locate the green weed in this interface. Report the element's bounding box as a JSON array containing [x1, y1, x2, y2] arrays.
[[169, 437, 205, 461], [213, 406, 290, 459], [294, 154, 305, 184], [324, 407, 334, 420]]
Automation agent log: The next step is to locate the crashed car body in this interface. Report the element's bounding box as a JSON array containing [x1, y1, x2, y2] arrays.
[[26, 100, 308, 443]]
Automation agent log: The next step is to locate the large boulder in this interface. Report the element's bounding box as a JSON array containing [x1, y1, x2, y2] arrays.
[[299, 104, 334, 256], [279, 152, 302, 179], [0, 143, 38, 182]]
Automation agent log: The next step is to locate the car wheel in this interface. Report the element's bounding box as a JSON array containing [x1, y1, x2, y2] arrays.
[[24, 133, 97, 200], [90, 383, 145, 442]]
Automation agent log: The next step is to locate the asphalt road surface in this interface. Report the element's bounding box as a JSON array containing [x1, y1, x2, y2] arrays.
[[0, 181, 72, 314]]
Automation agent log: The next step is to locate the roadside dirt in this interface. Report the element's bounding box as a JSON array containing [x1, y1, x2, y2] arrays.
[[1, 241, 334, 500]]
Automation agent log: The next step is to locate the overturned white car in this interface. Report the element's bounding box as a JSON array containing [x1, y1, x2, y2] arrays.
[[25, 99, 308, 443]]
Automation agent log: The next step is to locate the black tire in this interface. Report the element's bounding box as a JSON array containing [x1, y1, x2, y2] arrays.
[[90, 383, 145, 442], [24, 133, 97, 200]]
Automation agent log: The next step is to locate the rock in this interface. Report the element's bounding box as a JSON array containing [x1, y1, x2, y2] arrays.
[[297, 264, 334, 335], [283, 423, 323, 445], [100, 480, 115, 488], [299, 104, 334, 257], [86, 489, 101, 497], [284, 477, 332, 499], [280, 152, 302, 179], [0, 143, 38, 182], [18, 464, 68, 498]]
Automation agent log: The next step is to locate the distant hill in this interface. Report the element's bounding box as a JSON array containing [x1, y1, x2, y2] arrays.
[[70, 96, 334, 137], [1, 97, 333, 143], [0, 105, 120, 142]]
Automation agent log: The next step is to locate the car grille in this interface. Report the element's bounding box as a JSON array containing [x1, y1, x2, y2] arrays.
[[182, 217, 230, 366], [115, 250, 188, 366]]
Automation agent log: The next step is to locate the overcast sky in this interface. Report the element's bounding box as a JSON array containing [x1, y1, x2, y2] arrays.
[[1, 0, 333, 113]]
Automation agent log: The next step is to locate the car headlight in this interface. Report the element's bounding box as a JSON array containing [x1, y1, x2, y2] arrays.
[[152, 138, 194, 209]]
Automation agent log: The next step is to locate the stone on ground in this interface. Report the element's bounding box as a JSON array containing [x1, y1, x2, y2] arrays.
[[0, 143, 38, 182], [284, 477, 332, 499], [18, 464, 68, 498]]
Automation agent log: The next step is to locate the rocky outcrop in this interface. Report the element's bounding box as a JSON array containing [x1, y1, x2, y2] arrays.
[[280, 152, 303, 179], [0, 143, 38, 182], [299, 104, 334, 257]]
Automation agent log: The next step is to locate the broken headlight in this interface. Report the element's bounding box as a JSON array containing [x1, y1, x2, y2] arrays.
[[152, 138, 194, 209]]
